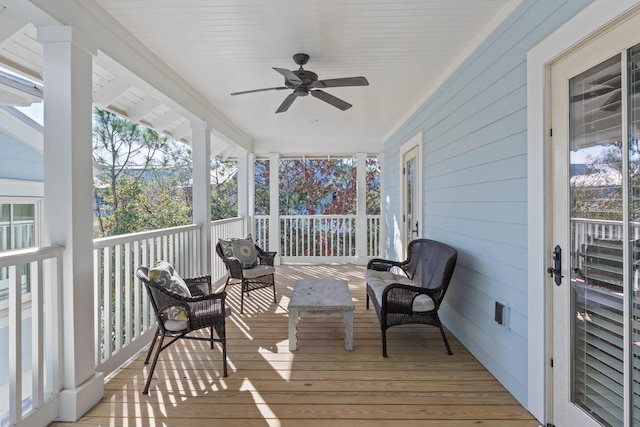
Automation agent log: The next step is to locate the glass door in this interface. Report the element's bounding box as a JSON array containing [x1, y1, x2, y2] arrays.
[[402, 145, 420, 253], [550, 12, 640, 426]]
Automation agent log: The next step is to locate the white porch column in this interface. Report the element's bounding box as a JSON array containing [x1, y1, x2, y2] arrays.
[[236, 150, 250, 233], [191, 120, 211, 275], [37, 26, 104, 421], [378, 153, 386, 258], [248, 152, 256, 234], [268, 153, 280, 259], [355, 152, 368, 265]]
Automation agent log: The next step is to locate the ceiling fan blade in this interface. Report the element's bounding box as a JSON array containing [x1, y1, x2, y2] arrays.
[[276, 93, 297, 113], [231, 87, 288, 96], [310, 90, 352, 111], [273, 67, 302, 85], [312, 76, 369, 89]]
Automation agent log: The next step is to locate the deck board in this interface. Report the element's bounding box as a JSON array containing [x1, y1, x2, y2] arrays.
[[52, 264, 540, 427]]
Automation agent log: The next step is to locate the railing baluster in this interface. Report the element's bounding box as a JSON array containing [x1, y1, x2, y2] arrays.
[[32, 261, 43, 408], [103, 247, 112, 360], [9, 265, 21, 425], [115, 244, 122, 353]]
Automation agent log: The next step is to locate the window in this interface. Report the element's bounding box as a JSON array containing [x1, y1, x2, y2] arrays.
[[0, 200, 40, 302]]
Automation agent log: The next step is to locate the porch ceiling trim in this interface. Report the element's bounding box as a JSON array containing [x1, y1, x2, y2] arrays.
[[10, 0, 253, 151]]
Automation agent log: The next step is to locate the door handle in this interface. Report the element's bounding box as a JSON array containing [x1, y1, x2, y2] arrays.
[[547, 245, 563, 286], [412, 221, 419, 236]]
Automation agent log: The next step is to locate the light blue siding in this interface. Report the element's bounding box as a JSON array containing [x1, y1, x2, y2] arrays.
[[382, 0, 594, 408], [0, 129, 43, 182]]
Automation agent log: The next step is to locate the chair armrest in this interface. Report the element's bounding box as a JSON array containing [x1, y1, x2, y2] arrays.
[[256, 245, 277, 266], [367, 257, 407, 272]]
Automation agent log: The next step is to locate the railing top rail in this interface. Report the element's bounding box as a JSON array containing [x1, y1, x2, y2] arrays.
[[280, 214, 358, 219], [210, 217, 244, 226], [93, 224, 201, 249], [572, 218, 625, 226], [0, 245, 64, 267]]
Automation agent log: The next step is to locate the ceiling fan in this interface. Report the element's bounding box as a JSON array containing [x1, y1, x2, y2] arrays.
[[230, 53, 369, 113]]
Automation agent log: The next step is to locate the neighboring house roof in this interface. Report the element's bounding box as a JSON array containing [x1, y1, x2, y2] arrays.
[[0, 70, 42, 107]]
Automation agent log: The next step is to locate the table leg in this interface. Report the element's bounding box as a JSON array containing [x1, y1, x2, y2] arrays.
[[343, 309, 354, 351], [289, 308, 299, 351]]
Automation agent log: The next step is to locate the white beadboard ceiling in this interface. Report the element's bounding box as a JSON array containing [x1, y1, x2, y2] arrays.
[[0, 0, 514, 156]]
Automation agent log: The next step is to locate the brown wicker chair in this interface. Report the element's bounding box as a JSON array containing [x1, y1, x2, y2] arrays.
[[216, 241, 277, 313], [136, 267, 228, 394], [366, 239, 458, 357]]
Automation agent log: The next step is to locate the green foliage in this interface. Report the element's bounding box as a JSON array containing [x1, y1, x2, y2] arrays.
[[278, 158, 358, 215], [92, 108, 191, 237], [211, 158, 238, 220], [254, 159, 270, 215]]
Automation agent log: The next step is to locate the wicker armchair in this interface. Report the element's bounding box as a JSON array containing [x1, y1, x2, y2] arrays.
[[216, 241, 277, 313], [366, 239, 458, 357], [136, 267, 228, 394]]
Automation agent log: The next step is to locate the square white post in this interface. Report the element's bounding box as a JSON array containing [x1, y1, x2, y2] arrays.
[[191, 120, 211, 275], [38, 25, 104, 421]]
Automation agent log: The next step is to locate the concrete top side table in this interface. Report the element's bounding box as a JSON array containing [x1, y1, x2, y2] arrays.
[[288, 279, 355, 351]]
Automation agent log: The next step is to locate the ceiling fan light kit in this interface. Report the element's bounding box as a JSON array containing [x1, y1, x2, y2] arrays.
[[231, 53, 369, 113]]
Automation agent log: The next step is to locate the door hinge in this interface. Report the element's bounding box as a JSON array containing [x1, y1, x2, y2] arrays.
[[549, 128, 553, 137], [402, 167, 406, 175], [550, 358, 553, 368]]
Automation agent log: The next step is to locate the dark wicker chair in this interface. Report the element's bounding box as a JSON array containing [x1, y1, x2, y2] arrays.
[[366, 239, 458, 357], [216, 241, 277, 314], [136, 267, 228, 394]]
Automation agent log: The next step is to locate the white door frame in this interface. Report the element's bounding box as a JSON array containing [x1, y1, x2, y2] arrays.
[[527, 0, 640, 422], [399, 132, 422, 258]]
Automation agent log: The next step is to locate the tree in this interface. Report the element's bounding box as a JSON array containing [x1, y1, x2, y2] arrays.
[[92, 108, 191, 237], [278, 158, 358, 215], [254, 159, 270, 215], [210, 158, 238, 220]]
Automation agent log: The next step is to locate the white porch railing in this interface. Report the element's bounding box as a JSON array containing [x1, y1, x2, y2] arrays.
[[253, 214, 381, 262], [92, 224, 201, 375], [2, 214, 380, 426], [92, 218, 246, 377], [0, 246, 63, 427], [281, 215, 356, 260]]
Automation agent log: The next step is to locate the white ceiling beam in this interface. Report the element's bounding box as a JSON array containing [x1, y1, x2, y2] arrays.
[[170, 121, 191, 142], [93, 78, 130, 108], [210, 139, 227, 158], [26, 0, 252, 150], [125, 96, 159, 123], [149, 110, 180, 132], [0, 7, 28, 43]]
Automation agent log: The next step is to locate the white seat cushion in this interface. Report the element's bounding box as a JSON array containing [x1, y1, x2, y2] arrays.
[[242, 265, 275, 279], [365, 269, 435, 312]]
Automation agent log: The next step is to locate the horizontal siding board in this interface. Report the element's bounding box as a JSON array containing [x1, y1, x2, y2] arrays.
[[452, 265, 528, 322], [426, 155, 527, 190], [426, 119, 527, 173], [444, 279, 527, 344], [425, 178, 527, 203], [426, 201, 527, 225], [0, 131, 43, 181]]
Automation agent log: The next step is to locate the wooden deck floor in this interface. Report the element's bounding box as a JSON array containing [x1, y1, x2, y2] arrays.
[[55, 264, 540, 427]]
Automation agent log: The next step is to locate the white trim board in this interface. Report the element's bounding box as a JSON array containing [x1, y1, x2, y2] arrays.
[[526, 0, 640, 422]]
